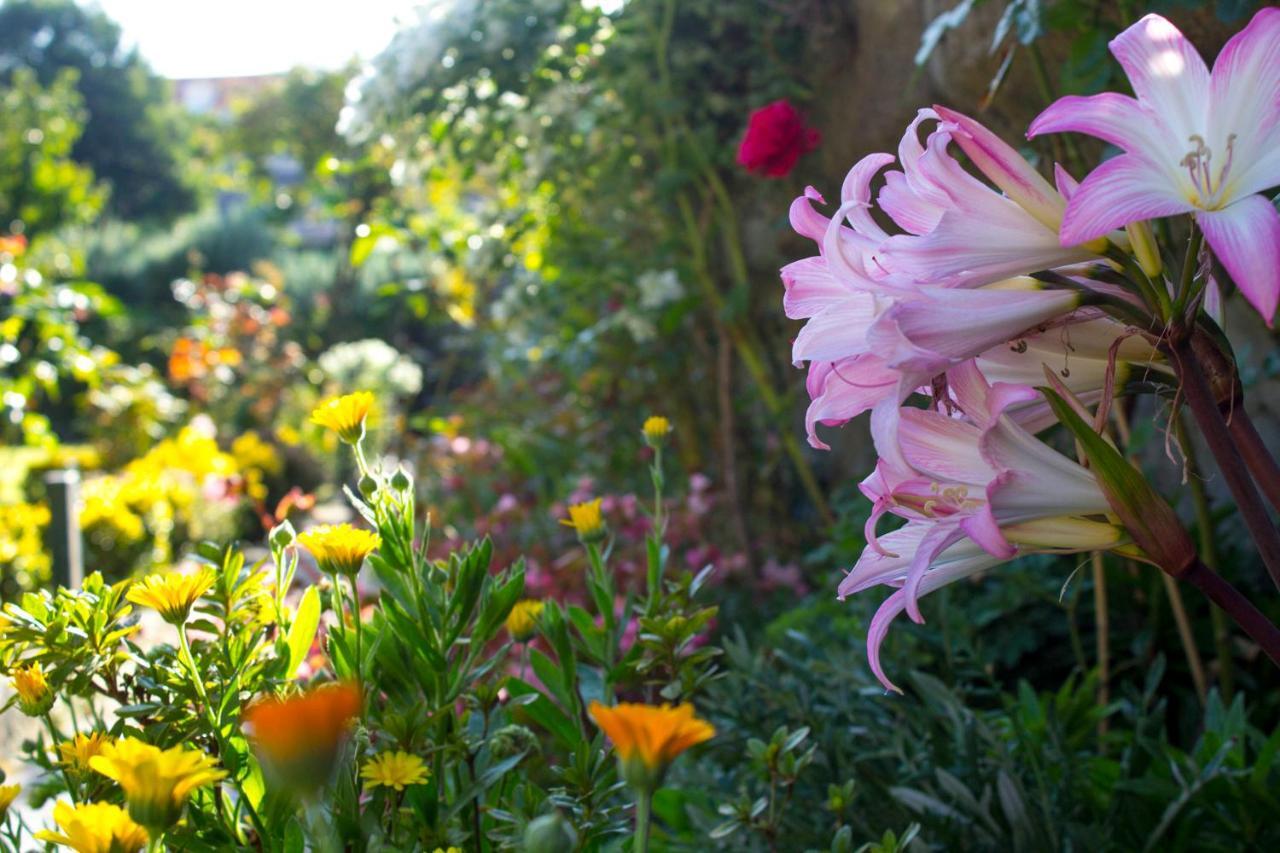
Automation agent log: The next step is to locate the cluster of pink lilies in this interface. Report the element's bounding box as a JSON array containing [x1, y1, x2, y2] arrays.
[[783, 9, 1280, 691]]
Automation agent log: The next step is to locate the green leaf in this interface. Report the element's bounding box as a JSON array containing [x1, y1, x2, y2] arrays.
[[1039, 386, 1195, 574], [286, 586, 321, 678], [503, 678, 581, 749]]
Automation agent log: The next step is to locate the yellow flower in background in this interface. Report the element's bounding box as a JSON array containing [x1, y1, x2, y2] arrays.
[[34, 800, 149, 852], [505, 599, 545, 643], [244, 682, 362, 794], [588, 701, 715, 790], [0, 500, 52, 585], [0, 783, 20, 820], [230, 432, 281, 502], [11, 661, 54, 716], [561, 498, 605, 542], [310, 391, 375, 444], [89, 738, 226, 833], [126, 568, 215, 625], [642, 415, 671, 446], [58, 731, 113, 774], [360, 750, 431, 791], [298, 524, 381, 577]]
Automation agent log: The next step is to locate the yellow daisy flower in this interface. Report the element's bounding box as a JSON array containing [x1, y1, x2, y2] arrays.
[[642, 415, 671, 446], [34, 801, 149, 853], [505, 599, 545, 643], [0, 784, 20, 820], [310, 391, 375, 444], [560, 498, 606, 542], [360, 750, 431, 791], [588, 701, 715, 791], [125, 568, 216, 625], [57, 731, 113, 774], [89, 738, 227, 833], [297, 524, 381, 577], [10, 661, 54, 716]]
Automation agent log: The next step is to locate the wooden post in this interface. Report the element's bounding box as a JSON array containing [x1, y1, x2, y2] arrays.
[[44, 468, 83, 590]]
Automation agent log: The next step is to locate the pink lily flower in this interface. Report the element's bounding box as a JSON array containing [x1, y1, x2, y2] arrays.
[[844, 363, 1128, 692], [1028, 8, 1280, 323], [875, 108, 1101, 288], [783, 108, 1117, 449]]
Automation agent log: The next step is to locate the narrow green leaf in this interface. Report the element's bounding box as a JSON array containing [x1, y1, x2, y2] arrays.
[[286, 586, 321, 678]]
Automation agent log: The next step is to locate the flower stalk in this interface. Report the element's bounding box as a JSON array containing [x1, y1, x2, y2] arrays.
[[1181, 560, 1280, 667], [1168, 332, 1280, 591]]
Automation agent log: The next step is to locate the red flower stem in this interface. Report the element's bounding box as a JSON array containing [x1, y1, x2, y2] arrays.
[[1170, 336, 1280, 591], [1181, 560, 1280, 669], [1228, 410, 1280, 515]]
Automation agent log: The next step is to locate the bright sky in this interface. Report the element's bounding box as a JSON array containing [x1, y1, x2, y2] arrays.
[[94, 0, 426, 78]]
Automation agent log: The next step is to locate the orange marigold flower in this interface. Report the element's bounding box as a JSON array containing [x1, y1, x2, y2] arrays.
[[310, 391, 375, 444], [588, 701, 714, 790], [244, 682, 362, 794]]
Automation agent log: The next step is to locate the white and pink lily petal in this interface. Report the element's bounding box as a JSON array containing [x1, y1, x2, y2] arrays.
[[1028, 8, 1280, 323], [873, 109, 1102, 288], [842, 516, 1125, 693], [865, 280, 1085, 387], [802, 356, 903, 451]]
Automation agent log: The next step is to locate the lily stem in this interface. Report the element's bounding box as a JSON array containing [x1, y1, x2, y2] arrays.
[[1178, 412, 1235, 698], [1170, 335, 1280, 591], [1181, 560, 1280, 668], [1228, 410, 1280, 515]]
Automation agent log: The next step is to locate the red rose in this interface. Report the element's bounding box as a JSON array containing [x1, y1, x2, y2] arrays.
[[736, 99, 821, 178]]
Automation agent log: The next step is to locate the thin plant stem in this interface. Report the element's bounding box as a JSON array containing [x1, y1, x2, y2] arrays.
[[1090, 552, 1109, 737], [1159, 573, 1207, 703], [634, 788, 653, 853], [1170, 335, 1280, 590], [1178, 413, 1235, 698], [1181, 560, 1280, 668], [1228, 410, 1280, 515], [1170, 226, 1204, 319], [177, 623, 216, 731], [43, 714, 78, 804], [328, 571, 349, 675]]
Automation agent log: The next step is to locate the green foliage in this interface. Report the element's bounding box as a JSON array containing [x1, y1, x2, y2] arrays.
[[0, 67, 104, 235], [70, 208, 277, 322], [0, 404, 722, 850], [0, 253, 124, 447], [0, 0, 195, 221], [917, 0, 1266, 100], [231, 67, 353, 177], [679, 601, 1280, 851]]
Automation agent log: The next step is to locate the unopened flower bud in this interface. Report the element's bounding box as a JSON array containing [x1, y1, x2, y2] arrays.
[[488, 724, 537, 761], [390, 467, 412, 492], [270, 520, 296, 550], [358, 474, 378, 499], [523, 812, 578, 853]]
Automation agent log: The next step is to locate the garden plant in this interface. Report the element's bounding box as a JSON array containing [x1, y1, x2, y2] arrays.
[[2, 0, 1280, 851]]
